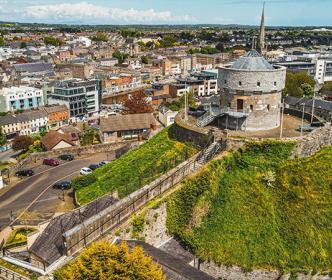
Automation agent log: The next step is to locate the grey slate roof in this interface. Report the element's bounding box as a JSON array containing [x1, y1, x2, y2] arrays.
[[285, 96, 332, 112], [126, 240, 215, 280], [13, 62, 53, 74], [0, 110, 47, 126], [30, 195, 118, 266], [231, 49, 274, 71]]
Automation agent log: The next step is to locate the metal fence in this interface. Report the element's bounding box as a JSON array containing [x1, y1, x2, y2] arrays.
[[63, 137, 219, 257], [0, 266, 28, 280]]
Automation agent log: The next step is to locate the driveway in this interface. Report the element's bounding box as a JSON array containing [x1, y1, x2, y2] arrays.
[[0, 153, 106, 230]]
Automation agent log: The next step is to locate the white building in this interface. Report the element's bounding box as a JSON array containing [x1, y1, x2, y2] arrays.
[[0, 86, 45, 112], [158, 105, 178, 127], [0, 110, 48, 138]]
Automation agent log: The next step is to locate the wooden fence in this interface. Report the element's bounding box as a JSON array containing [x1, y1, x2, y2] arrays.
[[0, 266, 28, 280]]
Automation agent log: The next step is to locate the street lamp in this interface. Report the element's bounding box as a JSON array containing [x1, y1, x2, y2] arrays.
[[300, 102, 305, 136]]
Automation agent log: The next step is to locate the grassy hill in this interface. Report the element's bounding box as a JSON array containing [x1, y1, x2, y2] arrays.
[[74, 127, 197, 205], [167, 141, 332, 274]]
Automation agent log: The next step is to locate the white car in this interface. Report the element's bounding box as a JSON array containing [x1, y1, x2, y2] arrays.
[[80, 167, 92, 175], [99, 160, 110, 166]]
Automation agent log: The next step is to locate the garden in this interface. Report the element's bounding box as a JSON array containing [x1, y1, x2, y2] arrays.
[[5, 227, 36, 249], [167, 141, 332, 274], [74, 127, 197, 205]]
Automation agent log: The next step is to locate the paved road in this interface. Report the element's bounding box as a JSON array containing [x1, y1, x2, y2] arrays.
[[0, 153, 106, 230]]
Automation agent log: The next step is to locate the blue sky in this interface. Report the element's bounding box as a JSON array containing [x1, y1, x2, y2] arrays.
[[0, 0, 331, 26]]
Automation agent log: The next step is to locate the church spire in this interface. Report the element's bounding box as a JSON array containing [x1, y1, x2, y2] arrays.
[[258, 2, 266, 55]]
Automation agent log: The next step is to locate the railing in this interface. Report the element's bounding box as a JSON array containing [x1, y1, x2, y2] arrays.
[[0, 266, 28, 280], [63, 136, 217, 258]]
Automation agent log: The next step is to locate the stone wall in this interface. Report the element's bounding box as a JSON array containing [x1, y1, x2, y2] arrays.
[[171, 112, 210, 148], [292, 124, 332, 157]]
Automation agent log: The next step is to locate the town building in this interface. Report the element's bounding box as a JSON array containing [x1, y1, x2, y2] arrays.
[[12, 62, 54, 78], [0, 110, 48, 138], [100, 113, 156, 143], [158, 105, 178, 127], [42, 104, 70, 129], [56, 63, 93, 80], [0, 86, 45, 112], [41, 130, 75, 151], [48, 79, 102, 118]]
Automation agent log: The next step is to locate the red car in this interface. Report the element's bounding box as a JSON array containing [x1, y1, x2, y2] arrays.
[[43, 158, 60, 166]]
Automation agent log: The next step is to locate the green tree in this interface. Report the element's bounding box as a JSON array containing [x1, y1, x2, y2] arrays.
[[216, 43, 224, 52], [12, 135, 33, 151], [91, 32, 108, 42], [300, 83, 314, 98], [20, 42, 27, 49], [0, 127, 6, 146], [0, 37, 5, 46], [141, 55, 149, 64], [112, 50, 129, 64], [158, 35, 177, 48], [283, 71, 315, 98], [43, 36, 63, 46], [166, 91, 196, 111], [80, 127, 100, 146], [54, 241, 165, 280]]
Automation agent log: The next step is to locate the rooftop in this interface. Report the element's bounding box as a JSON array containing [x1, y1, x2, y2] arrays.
[[231, 49, 275, 71]]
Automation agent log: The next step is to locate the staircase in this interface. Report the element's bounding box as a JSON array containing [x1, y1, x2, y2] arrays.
[[197, 141, 223, 165], [196, 107, 230, 128]]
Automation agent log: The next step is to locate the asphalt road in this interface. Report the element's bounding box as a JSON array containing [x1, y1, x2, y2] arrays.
[[0, 153, 106, 230]]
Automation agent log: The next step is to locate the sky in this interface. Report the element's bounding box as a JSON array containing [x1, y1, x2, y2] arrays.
[[0, 0, 331, 26]]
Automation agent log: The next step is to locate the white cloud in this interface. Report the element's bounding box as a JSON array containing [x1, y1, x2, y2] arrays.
[[23, 1, 192, 23]]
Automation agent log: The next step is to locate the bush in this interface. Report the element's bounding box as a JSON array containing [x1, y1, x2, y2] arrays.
[[72, 174, 97, 190], [12, 135, 33, 151]]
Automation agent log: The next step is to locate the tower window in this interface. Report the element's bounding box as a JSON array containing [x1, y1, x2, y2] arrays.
[[267, 104, 270, 111], [257, 82, 261, 87], [274, 81, 277, 86], [224, 80, 227, 84], [250, 105, 254, 112], [239, 81, 242, 86]]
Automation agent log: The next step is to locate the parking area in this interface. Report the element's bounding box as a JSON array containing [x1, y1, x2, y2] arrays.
[[0, 152, 107, 230]]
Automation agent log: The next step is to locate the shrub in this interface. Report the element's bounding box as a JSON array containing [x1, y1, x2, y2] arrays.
[[72, 174, 97, 190]]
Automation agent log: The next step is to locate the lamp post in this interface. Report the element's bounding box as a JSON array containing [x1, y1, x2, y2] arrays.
[[301, 102, 305, 136], [279, 99, 285, 139]]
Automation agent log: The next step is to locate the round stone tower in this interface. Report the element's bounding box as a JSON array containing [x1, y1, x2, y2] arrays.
[[218, 50, 286, 131]]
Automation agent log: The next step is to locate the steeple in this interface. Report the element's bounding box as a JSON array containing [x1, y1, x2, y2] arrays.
[[258, 2, 266, 55]]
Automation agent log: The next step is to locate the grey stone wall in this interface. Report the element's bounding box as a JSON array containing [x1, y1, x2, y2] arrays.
[[292, 124, 332, 157], [218, 66, 286, 93]]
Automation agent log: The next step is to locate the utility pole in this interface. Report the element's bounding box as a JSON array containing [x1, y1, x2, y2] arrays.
[[311, 78, 319, 123], [301, 102, 305, 136], [184, 83, 188, 122], [279, 99, 284, 139]]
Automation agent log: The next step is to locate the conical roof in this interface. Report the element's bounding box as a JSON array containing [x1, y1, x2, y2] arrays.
[[231, 50, 274, 71]]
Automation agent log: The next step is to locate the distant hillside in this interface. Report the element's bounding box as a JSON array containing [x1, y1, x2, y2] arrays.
[[167, 141, 332, 274]]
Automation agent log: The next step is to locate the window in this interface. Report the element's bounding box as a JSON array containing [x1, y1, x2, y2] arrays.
[[224, 80, 227, 84], [274, 81, 277, 86], [239, 81, 242, 86], [267, 104, 270, 111], [250, 105, 253, 112], [257, 82, 261, 87]]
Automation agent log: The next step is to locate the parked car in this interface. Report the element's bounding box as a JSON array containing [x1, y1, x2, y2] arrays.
[[80, 167, 92, 175], [99, 160, 110, 166], [53, 181, 71, 190], [59, 154, 74, 161], [15, 169, 34, 177], [43, 158, 60, 166], [89, 164, 100, 171]]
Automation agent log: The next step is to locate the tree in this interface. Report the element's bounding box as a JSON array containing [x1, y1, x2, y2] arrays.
[[20, 42, 27, 49], [123, 90, 153, 114], [43, 36, 63, 46], [166, 91, 196, 111], [112, 50, 129, 64], [80, 126, 100, 146], [300, 83, 314, 98], [12, 135, 33, 151], [283, 71, 315, 98], [0, 37, 5, 46], [216, 43, 224, 52], [54, 241, 165, 280], [158, 35, 177, 48], [141, 55, 149, 64], [0, 127, 6, 146], [91, 32, 108, 42]]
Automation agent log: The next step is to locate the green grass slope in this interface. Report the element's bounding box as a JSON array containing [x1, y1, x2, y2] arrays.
[[74, 127, 197, 205], [167, 141, 332, 273]]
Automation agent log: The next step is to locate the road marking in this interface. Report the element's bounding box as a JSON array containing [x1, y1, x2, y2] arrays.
[[9, 171, 78, 227]]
